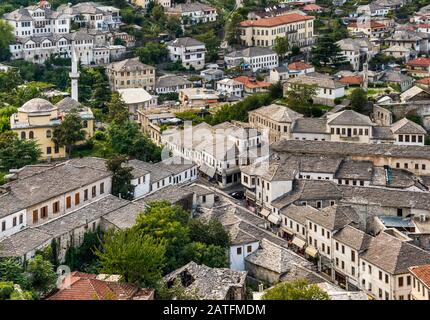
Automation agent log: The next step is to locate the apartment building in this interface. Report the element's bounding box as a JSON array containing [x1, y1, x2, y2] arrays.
[[224, 47, 279, 72], [106, 57, 156, 91], [409, 264, 430, 300], [239, 12, 315, 48], [167, 37, 206, 70]]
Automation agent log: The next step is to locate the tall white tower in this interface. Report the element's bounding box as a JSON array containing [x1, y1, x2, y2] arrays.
[[69, 46, 80, 102]]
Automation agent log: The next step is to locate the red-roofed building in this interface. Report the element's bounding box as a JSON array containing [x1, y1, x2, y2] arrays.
[[302, 4, 323, 13], [415, 77, 430, 87], [46, 272, 155, 300], [239, 13, 315, 48], [233, 76, 271, 94], [347, 20, 388, 38], [406, 57, 430, 77], [338, 75, 364, 86], [409, 264, 430, 300]]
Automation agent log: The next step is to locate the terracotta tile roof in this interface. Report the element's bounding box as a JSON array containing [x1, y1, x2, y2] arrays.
[[233, 76, 271, 89], [240, 13, 314, 28], [47, 272, 154, 300], [302, 4, 322, 11], [416, 77, 430, 85], [409, 264, 430, 289], [407, 57, 430, 67], [288, 61, 313, 70], [339, 75, 364, 85], [348, 21, 386, 29]]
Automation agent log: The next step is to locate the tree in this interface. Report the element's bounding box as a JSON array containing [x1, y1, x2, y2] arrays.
[[195, 30, 221, 62], [262, 280, 330, 300], [311, 34, 347, 68], [26, 254, 57, 298], [0, 258, 28, 288], [225, 12, 243, 45], [273, 36, 289, 59], [107, 92, 129, 124], [108, 120, 162, 162], [136, 42, 168, 65], [134, 201, 190, 272], [183, 242, 229, 268], [0, 19, 14, 61], [188, 219, 230, 248], [96, 229, 166, 287], [284, 84, 317, 110], [52, 109, 86, 157], [64, 230, 102, 273], [350, 88, 368, 112], [268, 82, 284, 100], [106, 155, 134, 200], [0, 131, 41, 170]]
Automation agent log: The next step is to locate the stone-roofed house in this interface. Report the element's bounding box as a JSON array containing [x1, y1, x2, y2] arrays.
[[291, 117, 330, 141], [166, 2, 217, 25], [409, 264, 430, 300], [334, 159, 374, 187], [360, 231, 430, 300], [106, 57, 156, 91], [332, 225, 373, 290], [164, 261, 247, 300], [284, 73, 346, 106], [380, 70, 414, 92], [0, 194, 145, 262], [326, 110, 374, 144], [0, 158, 112, 240], [155, 74, 193, 94], [390, 117, 427, 146], [167, 37, 206, 70], [47, 271, 154, 300], [245, 238, 314, 283], [248, 104, 303, 143], [224, 47, 278, 72]]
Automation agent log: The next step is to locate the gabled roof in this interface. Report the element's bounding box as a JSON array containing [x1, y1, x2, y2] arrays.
[[409, 264, 430, 289], [327, 110, 373, 126], [292, 118, 328, 134], [334, 159, 373, 181], [407, 57, 430, 67], [280, 204, 319, 225], [107, 57, 154, 72], [167, 37, 205, 48], [306, 205, 358, 231], [47, 272, 153, 300], [250, 104, 303, 123], [361, 232, 430, 275], [333, 225, 372, 251], [288, 61, 313, 70], [225, 47, 276, 58], [390, 117, 427, 134], [233, 76, 271, 89]]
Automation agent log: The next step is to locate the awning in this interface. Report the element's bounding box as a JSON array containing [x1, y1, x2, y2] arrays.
[[282, 227, 293, 235], [292, 236, 306, 249], [199, 164, 216, 178], [305, 246, 318, 258], [260, 208, 271, 217], [267, 214, 281, 225]]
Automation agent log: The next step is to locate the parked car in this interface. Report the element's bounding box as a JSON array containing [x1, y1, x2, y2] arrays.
[[229, 191, 245, 200]]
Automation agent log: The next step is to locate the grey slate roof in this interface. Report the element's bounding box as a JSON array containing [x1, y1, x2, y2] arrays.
[[250, 104, 303, 123], [226, 47, 276, 58], [333, 225, 372, 251], [305, 205, 359, 231], [280, 204, 319, 225], [0, 160, 111, 218], [361, 232, 430, 274], [334, 160, 373, 181], [299, 155, 343, 174], [272, 180, 343, 209], [107, 57, 154, 72], [245, 238, 313, 274], [286, 73, 345, 89], [0, 195, 131, 258], [101, 202, 146, 230], [292, 118, 328, 134], [327, 110, 373, 126], [167, 37, 205, 48], [391, 118, 427, 134], [164, 261, 247, 300], [372, 126, 395, 141], [156, 74, 192, 88], [271, 139, 430, 160]]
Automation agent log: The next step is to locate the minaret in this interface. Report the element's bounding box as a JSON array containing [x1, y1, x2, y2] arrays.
[[69, 46, 80, 102], [362, 53, 369, 92]]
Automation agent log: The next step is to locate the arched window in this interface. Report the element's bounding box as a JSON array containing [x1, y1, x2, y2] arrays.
[[29, 131, 34, 139], [21, 131, 26, 139], [46, 130, 52, 138], [82, 120, 88, 128]]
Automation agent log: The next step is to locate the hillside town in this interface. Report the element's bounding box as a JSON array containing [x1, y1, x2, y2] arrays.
[[2, 0, 430, 303]]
